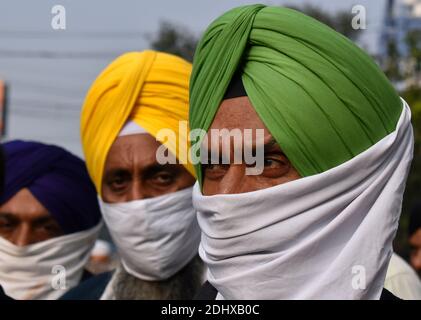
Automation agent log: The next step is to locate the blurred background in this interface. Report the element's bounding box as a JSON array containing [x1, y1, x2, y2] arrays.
[[0, 0, 419, 264]]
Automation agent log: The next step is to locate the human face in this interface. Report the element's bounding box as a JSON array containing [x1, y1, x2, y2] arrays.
[[0, 188, 63, 246], [202, 96, 301, 196], [409, 228, 421, 276], [102, 133, 195, 203]]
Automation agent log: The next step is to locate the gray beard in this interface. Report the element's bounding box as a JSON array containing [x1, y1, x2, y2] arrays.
[[111, 255, 204, 300]]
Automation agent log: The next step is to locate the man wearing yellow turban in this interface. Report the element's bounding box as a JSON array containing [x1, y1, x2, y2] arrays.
[[64, 50, 203, 300]]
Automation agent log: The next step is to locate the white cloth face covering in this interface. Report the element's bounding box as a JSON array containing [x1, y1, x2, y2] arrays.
[[99, 186, 200, 281], [0, 222, 102, 300], [194, 99, 414, 300]]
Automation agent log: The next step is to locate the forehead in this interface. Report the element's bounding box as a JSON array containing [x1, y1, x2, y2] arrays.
[[209, 96, 271, 133], [207, 97, 274, 147], [105, 133, 161, 169], [0, 188, 50, 218]]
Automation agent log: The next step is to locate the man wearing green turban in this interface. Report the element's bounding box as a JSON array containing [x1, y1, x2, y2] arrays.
[[189, 5, 414, 300]]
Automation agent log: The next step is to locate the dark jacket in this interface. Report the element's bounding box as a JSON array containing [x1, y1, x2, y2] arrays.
[[60, 271, 113, 300], [0, 285, 12, 300], [195, 281, 401, 300]]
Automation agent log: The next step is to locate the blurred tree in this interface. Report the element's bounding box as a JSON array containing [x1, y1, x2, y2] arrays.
[[149, 6, 362, 63], [396, 86, 421, 256], [404, 30, 421, 85], [394, 30, 421, 256], [148, 21, 198, 62], [286, 4, 361, 41], [384, 38, 402, 81]]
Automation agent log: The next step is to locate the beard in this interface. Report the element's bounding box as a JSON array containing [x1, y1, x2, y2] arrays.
[[110, 255, 204, 300]]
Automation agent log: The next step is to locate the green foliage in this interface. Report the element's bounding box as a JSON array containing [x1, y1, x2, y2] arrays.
[[149, 6, 361, 63], [149, 21, 198, 62], [384, 39, 402, 81], [285, 4, 361, 40]]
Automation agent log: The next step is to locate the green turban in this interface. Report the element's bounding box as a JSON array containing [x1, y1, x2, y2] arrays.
[[189, 4, 402, 184]]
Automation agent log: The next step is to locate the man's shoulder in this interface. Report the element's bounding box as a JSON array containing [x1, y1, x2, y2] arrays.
[[386, 253, 418, 279], [60, 271, 114, 300]]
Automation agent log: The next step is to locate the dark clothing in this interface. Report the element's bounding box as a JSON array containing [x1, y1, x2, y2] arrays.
[[195, 281, 401, 300], [195, 281, 219, 300], [380, 287, 402, 300], [0, 285, 12, 300], [60, 271, 113, 300]]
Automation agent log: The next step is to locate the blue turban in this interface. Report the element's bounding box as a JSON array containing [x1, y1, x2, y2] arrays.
[[0, 140, 101, 234]]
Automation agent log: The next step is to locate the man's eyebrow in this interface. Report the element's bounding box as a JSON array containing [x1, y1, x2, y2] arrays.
[[33, 216, 56, 225], [254, 138, 280, 150], [143, 163, 178, 176], [0, 212, 15, 219], [263, 138, 278, 149], [104, 167, 131, 177], [201, 136, 280, 153]]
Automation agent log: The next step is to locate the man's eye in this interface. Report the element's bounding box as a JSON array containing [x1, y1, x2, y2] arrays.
[[203, 164, 229, 179], [0, 220, 14, 230], [264, 158, 283, 168], [151, 172, 175, 186], [36, 223, 63, 238], [40, 224, 60, 233], [112, 177, 125, 185], [206, 164, 222, 171], [261, 155, 290, 178], [109, 176, 129, 190]]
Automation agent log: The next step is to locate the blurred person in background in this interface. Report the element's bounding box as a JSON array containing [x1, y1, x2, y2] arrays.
[[384, 252, 421, 299], [0, 145, 12, 300], [383, 202, 421, 300], [86, 239, 117, 275], [62, 50, 203, 300], [409, 202, 421, 277], [0, 140, 102, 300], [189, 5, 413, 300]]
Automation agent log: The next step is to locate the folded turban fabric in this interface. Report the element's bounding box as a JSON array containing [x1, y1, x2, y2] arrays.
[[189, 5, 403, 184], [0, 140, 101, 234], [81, 50, 194, 194]]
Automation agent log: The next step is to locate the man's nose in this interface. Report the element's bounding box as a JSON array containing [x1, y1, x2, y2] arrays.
[[12, 224, 32, 247], [127, 179, 148, 201], [217, 164, 245, 195]]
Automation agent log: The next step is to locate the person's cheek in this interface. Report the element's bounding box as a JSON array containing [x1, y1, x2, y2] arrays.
[[202, 179, 218, 196], [411, 249, 421, 271]]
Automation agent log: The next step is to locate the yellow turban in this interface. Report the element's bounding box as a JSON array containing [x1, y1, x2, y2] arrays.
[[80, 50, 194, 194]]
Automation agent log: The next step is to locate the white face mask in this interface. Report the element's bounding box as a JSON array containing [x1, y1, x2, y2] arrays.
[[99, 186, 200, 281], [194, 100, 414, 300], [0, 223, 101, 300]]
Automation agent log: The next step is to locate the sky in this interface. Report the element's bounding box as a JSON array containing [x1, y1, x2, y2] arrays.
[[0, 0, 387, 157]]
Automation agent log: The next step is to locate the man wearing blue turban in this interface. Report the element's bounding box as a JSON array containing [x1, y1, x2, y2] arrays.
[[0, 140, 102, 300]]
